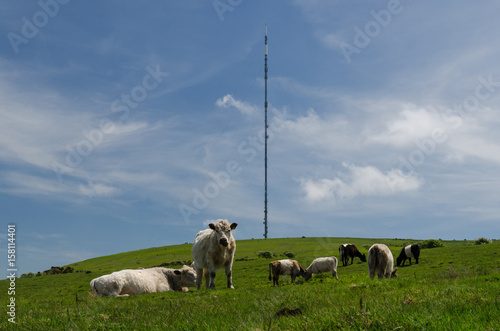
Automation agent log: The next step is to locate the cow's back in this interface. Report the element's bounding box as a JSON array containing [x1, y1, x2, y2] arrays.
[[404, 245, 414, 259], [277, 259, 295, 275], [308, 257, 336, 274], [368, 244, 394, 278], [192, 229, 213, 268]]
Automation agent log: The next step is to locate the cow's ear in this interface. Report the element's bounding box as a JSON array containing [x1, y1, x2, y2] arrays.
[[174, 270, 181, 275], [230, 223, 238, 230], [209, 223, 215, 230]]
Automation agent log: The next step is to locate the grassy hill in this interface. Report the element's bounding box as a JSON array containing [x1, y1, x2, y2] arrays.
[[3, 237, 499, 330]]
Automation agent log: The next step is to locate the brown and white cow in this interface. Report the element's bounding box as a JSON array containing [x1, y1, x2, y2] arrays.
[[305, 256, 339, 280], [90, 265, 196, 297], [268, 259, 309, 286], [339, 244, 367, 266], [367, 244, 398, 279], [396, 244, 420, 266], [192, 219, 237, 290]]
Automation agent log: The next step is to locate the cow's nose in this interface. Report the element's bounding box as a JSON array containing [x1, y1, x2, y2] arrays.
[[220, 238, 228, 246]]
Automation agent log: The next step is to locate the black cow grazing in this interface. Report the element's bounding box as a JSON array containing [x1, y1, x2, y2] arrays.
[[339, 244, 367, 267], [396, 244, 420, 266]]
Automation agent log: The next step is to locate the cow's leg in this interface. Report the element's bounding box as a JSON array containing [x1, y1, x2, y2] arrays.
[[204, 269, 210, 289], [208, 264, 217, 289], [195, 267, 204, 290], [408, 258, 412, 265], [225, 262, 234, 289], [350, 256, 354, 265], [415, 257, 419, 264]]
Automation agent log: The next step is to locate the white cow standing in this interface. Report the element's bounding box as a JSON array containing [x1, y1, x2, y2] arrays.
[[305, 256, 339, 280], [192, 219, 237, 290], [367, 244, 398, 279], [90, 265, 196, 297]]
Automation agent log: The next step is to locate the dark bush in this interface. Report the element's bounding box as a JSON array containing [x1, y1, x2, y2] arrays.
[[421, 239, 444, 249], [43, 266, 75, 275], [475, 237, 492, 245], [258, 251, 276, 259]]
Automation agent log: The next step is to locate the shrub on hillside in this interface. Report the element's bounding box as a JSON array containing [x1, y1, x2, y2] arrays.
[[421, 239, 444, 249], [475, 237, 492, 245], [258, 251, 276, 259], [282, 251, 296, 258], [43, 266, 75, 275]]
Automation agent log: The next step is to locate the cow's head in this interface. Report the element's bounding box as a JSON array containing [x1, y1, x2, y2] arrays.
[[209, 219, 237, 247], [360, 253, 367, 262], [175, 265, 197, 287]]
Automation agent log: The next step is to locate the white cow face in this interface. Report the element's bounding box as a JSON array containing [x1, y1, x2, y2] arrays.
[[177, 265, 197, 287], [209, 220, 237, 247]]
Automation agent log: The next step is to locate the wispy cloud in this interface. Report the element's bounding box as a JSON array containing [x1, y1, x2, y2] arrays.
[[215, 94, 258, 116], [78, 182, 121, 198], [299, 163, 422, 204], [369, 106, 447, 147]]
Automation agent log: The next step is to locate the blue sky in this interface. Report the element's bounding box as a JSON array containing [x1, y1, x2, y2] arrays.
[[1, 0, 500, 274]]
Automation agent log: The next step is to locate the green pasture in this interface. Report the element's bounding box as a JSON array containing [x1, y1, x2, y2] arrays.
[[2, 237, 499, 330]]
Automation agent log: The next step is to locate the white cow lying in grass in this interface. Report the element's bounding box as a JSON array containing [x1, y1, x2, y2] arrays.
[[305, 256, 339, 280], [368, 244, 398, 279], [90, 265, 196, 297]]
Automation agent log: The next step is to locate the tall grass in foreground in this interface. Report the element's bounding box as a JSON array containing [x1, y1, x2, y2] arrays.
[[2, 237, 499, 330]]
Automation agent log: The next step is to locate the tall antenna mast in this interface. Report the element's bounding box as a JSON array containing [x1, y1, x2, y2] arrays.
[[264, 25, 269, 239]]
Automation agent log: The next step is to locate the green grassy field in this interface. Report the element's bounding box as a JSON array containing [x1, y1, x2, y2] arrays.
[[3, 237, 499, 330]]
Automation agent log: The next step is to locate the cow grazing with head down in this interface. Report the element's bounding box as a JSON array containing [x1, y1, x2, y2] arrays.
[[305, 257, 339, 280], [192, 219, 237, 290], [339, 244, 367, 266], [90, 265, 196, 297], [396, 244, 420, 266], [268, 259, 309, 286], [368, 244, 398, 279]]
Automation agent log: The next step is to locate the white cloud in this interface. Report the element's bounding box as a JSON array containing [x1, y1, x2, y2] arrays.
[[369, 107, 446, 147], [215, 94, 258, 116], [1, 172, 72, 197], [449, 135, 500, 164], [78, 182, 121, 198], [299, 163, 422, 203], [279, 108, 353, 152]]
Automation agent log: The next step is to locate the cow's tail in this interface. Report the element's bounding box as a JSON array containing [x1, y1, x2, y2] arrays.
[[374, 246, 381, 266], [90, 279, 97, 295], [268, 263, 272, 281], [368, 246, 380, 277]]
